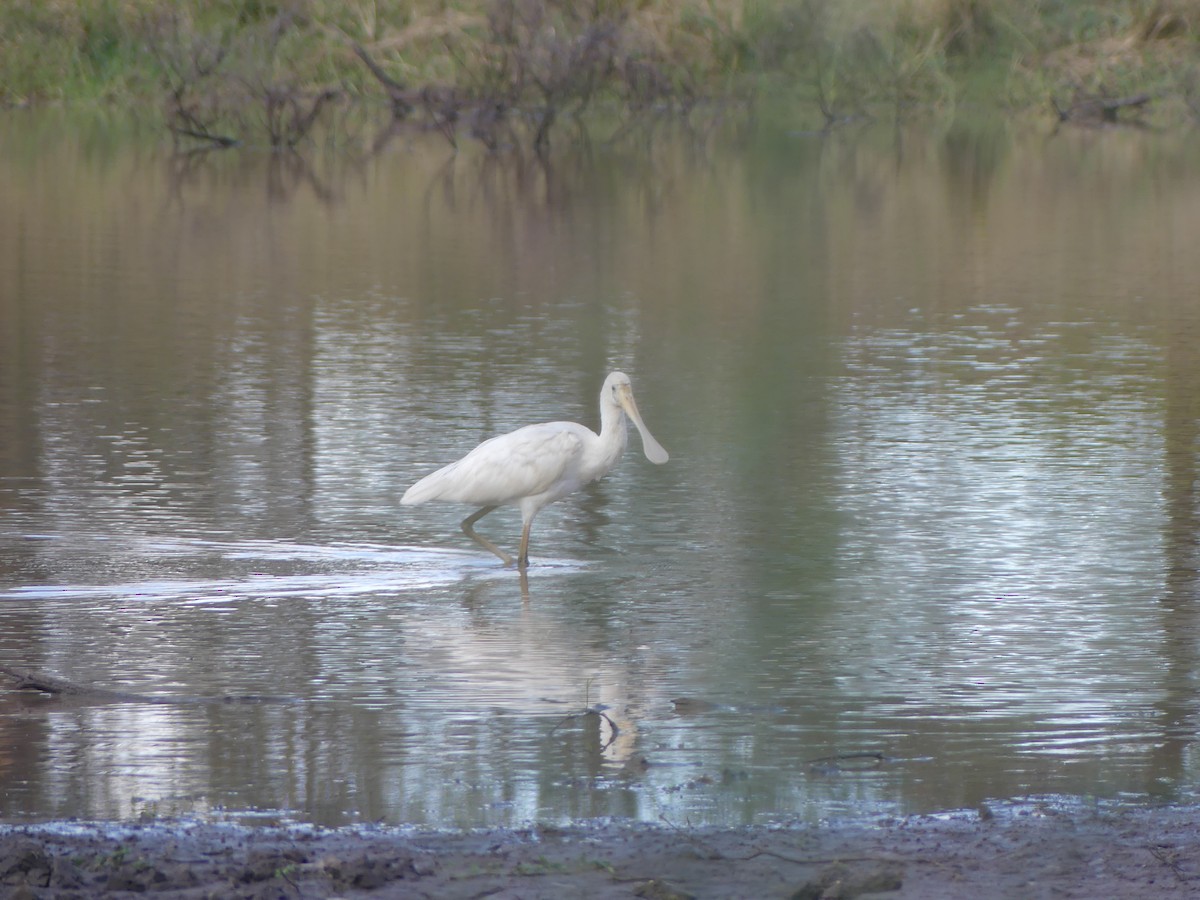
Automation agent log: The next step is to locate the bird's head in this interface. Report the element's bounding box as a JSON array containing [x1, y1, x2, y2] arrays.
[[604, 371, 669, 464]]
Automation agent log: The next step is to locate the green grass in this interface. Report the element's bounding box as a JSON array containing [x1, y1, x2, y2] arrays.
[[3, 0, 1198, 131]]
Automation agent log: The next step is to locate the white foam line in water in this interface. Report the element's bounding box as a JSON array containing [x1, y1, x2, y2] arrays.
[[134, 537, 444, 563], [13, 531, 590, 569], [0, 572, 459, 603], [0, 538, 585, 603], [137, 537, 580, 569]]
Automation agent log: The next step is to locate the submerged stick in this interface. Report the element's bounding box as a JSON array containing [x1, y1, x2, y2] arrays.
[[0, 665, 290, 706], [549, 707, 621, 752]]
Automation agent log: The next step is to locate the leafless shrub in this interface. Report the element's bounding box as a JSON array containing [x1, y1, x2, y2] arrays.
[[146, 10, 239, 147], [468, 0, 628, 150], [146, 7, 339, 150], [149, 0, 704, 154], [352, 0, 693, 153], [260, 86, 340, 148], [353, 42, 414, 119]]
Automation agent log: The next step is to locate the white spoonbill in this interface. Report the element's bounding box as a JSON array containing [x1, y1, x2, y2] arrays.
[[402, 371, 669, 568]]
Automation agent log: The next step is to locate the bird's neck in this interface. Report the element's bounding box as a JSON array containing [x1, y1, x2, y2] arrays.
[[595, 401, 629, 462]]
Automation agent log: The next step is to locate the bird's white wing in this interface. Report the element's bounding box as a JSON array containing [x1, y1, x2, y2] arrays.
[[402, 423, 587, 507]]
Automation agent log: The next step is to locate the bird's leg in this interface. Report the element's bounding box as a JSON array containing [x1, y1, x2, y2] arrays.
[[461, 506, 514, 566], [517, 518, 532, 570]]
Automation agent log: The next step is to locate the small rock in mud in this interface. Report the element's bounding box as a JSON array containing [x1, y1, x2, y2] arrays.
[[322, 851, 425, 890], [791, 862, 903, 899], [239, 847, 306, 883], [0, 840, 51, 887], [634, 877, 696, 899]]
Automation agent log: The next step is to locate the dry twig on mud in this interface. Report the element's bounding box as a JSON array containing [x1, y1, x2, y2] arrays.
[[1149, 844, 1196, 882]]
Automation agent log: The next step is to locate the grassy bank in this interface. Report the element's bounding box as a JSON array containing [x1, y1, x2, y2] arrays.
[[3, 0, 1199, 147]]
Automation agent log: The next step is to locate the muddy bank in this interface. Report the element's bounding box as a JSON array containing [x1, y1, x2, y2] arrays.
[[2, 803, 1198, 899]]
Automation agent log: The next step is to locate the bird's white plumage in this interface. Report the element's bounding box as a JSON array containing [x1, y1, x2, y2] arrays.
[[402, 371, 668, 568], [402, 423, 587, 507]]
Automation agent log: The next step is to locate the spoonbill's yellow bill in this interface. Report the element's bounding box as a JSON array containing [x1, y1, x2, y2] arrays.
[[402, 371, 669, 569]]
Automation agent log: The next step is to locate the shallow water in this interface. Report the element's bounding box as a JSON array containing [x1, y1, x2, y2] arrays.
[[3, 113, 1200, 827]]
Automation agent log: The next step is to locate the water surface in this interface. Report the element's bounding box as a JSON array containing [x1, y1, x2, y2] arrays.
[[3, 114, 1200, 827]]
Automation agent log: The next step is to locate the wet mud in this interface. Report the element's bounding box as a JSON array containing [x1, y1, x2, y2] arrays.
[[2, 803, 1198, 898]]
